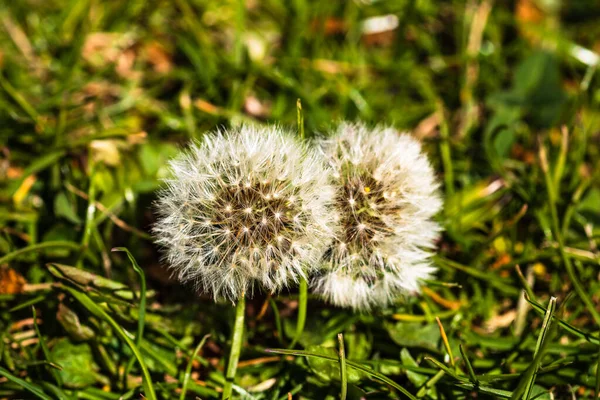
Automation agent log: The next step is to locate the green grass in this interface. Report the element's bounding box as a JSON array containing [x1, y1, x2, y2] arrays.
[[1, 0, 600, 399]]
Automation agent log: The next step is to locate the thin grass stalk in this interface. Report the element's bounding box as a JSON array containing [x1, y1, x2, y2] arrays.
[[539, 140, 600, 326]]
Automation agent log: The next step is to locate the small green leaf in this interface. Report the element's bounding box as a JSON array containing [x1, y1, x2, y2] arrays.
[[401, 348, 428, 387], [306, 345, 367, 384], [386, 321, 441, 352], [265, 347, 417, 399], [493, 128, 515, 159], [283, 312, 358, 347], [487, 51, 566, 128], [54, 191, 82, 224], [51, 338, 98, 388], [48, 263, 140, 300], [63, 285, 157, 399], [344, 331, 372, 361], [56, 303, 95, 341], [528, 386, 553, 400], [578, 188, 600, 224]]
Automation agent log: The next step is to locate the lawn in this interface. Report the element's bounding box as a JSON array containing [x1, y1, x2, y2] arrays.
[[1, 0, 600, 399]]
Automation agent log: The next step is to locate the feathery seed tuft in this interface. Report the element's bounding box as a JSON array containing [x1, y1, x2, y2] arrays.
[[154, 125, 338, 302], [313, 122, 442, 311]]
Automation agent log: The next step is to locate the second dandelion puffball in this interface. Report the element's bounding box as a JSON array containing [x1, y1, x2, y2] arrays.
[[154, 125, 338, 302], [313, 122, 442, 311]]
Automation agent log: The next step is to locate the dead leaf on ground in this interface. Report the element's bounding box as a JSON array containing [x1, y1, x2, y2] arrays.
[[194, 99, 222, 115], [414, 112, 441, 139], [89, 140, 122, 166], [116, 48, 140, 79], [7, 166, 24, 180], [515, 0, 545, 43], [244, 95, 271, 118], [82, 33, 131, 66], [311, 18, 346, 35], [484, 309, 517, 332], [0, 268, 27, 294], [143, 41, 173, 74]]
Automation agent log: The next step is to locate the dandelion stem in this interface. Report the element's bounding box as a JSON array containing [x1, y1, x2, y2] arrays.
[[77, 163, 97, 268], [297, 98, 304, 140], [222, 295, 245, 400], [289, 278, 308, 349], [338, 333, 347, 400]]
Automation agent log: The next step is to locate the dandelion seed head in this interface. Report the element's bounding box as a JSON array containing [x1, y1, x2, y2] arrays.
[[312, 122, 442, 311], [154, 125, 338, 302]]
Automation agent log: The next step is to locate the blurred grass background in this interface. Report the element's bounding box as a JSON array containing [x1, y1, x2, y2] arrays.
[[1, 0, 600, 398]]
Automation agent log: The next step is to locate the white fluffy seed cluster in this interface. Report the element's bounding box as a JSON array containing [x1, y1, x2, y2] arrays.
[[154, 122, 442, 310], [153, 125, 337, 302], [312, 122, 442, 311]]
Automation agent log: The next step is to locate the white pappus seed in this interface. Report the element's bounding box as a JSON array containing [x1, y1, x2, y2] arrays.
[[153, 125, 339, 302], [311, 122, 442, 312]]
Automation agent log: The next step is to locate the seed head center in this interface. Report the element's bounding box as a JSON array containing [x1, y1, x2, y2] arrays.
[[338, 171, 391, 253], [209, 179, 303, 249]]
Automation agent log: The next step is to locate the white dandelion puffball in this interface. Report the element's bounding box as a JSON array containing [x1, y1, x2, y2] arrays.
[[154, 125, 338, 302], [313, 122, 442, 311]]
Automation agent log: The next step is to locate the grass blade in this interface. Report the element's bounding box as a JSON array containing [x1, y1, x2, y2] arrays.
[[424, 357, 468, 382], [61, 285, 156, 400], [32, 307, 63, 386], [459, 344, 478, 384], [525, 296, 599, 345], [7, 151, 65, 196], [180, 334, 211, 400], [0, 366, 53, 400], [416, 370, 445, 398], [539, 140, 600, 327], [0, 241, 81, 266], [435, 256, 519, 296], [511, 297, 556, 400], [265, 348, 418, 399], [436, 317, 455, 367], [456, 382, 513, 398], [112, 247, 148, 389]]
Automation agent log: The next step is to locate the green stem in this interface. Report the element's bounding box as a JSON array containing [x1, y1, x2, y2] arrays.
[[437, 102, 455, 197], [289, 278, 308, 349], [459, 344, 478, 385], [114, 248, 147, 390], [233, 0, 245, 68], [338, 333, 347, 400], [222, 296, 245, 400], [0, 367, 52, 400], [0, 240, 81, 265], [595, 344, 600, 398], [416, 370, 445, 397], [540, 143, 600, 326], [269, 297, 284, 346], [78, 164, 97, 268], [297, 99, 304, 140], [0, 72, 43, 130], [181, 334, 210, 400]]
